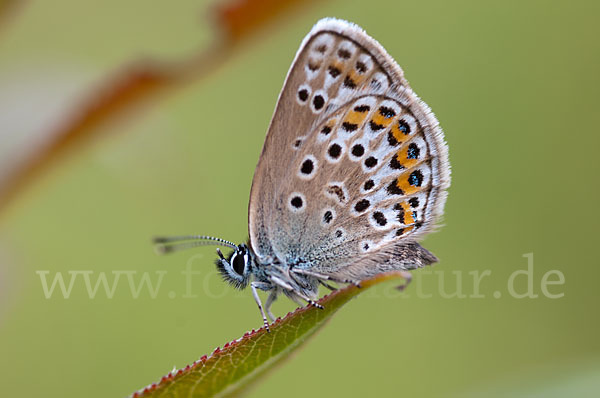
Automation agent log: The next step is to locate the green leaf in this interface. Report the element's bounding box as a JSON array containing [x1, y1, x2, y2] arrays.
[[132, 271, 411, 398]]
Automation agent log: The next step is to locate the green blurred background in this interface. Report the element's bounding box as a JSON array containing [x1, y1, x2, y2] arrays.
[[1, 0, 599, 396]]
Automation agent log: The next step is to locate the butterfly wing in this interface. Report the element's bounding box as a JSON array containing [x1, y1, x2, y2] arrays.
[[248, 18, 450, 279]]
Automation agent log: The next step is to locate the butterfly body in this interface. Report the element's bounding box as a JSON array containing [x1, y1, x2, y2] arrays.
[[156, 18, 450, 330]]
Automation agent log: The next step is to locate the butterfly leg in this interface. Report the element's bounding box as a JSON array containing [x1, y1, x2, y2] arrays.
[[264, 290, 278, 323], [318, 280, 338, 291], [292, 269, 362, 288], [270, 276, 324, 309], [287, 291, 306, 308], [304, 297, 324, 309], [290, 291, 324, 310], [289, 267, 337, 291], [250, 282, 273, 332]]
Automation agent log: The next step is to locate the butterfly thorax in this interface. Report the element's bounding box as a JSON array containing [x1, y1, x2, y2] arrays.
[[250, 249, 321, 301]]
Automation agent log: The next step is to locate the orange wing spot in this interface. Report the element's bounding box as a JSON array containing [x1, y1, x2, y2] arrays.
[[344, 110, 368, 126], [389, 120, 411, 143], [397, 201, 415, 225], [328, 62, 344, 78], [396, 147, 419, 169], [388, 128, 405, 146], [402, 202, 415, 224], [320, 118, 338, 137], [348, 69, 368, 86], [395, 175, 421, 196], [395, 225, 415, 237], [371, 112, 394, 129]]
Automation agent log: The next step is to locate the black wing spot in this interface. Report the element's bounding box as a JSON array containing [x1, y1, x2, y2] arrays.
[[354, 199, 370, 213], [395, 204, 405, 224], [307, 62, 320, 71], [353, 104, 370, 112], [338, 48, 351, 59], [320, 125, 332, 136], [373, 212, 387, 226], [409, 197, 420, 208], [342, 122, 358, 132], [387, 131, 400, 147], [291, 196, 303, 208], [323, 210, 333, 224], [356, 61, 367, 73], [364, 156, 378, 168], [390, 155, 404, 170], [315, 44, 327, 53], [328, 66, 341, 78], [313, 95, 325, 110], [300, 159, 314, 175], [369, 120, 384, 131], [328, 143, 342, 159], [351, 144, 365, 157], [387, 181, 404, 196], [298, 89, 309, 102], [379, 106, 396, 118], [363, 179, 375, 191], [398, 119, 411, 135], [407, 143, 420, 159], [408, 170, 423, 187], [343, 75, 357, 89]]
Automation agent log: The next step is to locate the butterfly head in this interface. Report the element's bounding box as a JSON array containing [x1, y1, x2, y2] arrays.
[[153, 235, 254, 290], [215, 243, 252, 289]]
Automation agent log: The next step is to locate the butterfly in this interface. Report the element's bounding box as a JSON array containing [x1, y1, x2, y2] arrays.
[[154, 18, 450, 331]]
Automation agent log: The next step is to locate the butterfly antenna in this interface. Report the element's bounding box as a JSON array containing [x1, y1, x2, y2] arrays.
[[153, 235, 238, 254]]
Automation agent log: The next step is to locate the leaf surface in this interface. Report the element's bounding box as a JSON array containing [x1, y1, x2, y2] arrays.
[[132, 271, 410, 398]]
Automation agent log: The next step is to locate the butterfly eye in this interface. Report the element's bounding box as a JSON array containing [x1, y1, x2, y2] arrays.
[[231, 252, 246, 276]]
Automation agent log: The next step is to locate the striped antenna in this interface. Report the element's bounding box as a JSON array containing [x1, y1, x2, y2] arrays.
[[153, 235, 238, 254]]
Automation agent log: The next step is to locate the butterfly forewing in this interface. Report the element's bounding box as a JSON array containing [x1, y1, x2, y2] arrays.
[[249, 19, 450, 278]]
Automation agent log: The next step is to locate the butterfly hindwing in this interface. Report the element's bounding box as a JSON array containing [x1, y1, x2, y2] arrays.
[[248, 18, 450, 278]]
